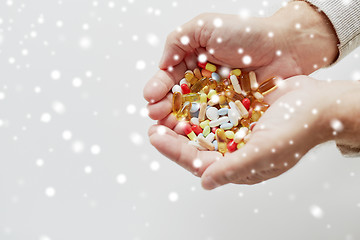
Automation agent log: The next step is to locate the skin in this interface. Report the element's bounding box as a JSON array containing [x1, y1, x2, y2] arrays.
[[143, 1, 350, 189]]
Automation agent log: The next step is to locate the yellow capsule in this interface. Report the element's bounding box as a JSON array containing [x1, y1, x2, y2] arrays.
[[251, 110, 262, 122], [207, 89, 217, 100], [178, 101, 192, 121], [258, 77, 279, 95], [191, 77, 209, 93], [203, 125, 211, 137], [194, 68, 202, 79], [230, 69, 241, 76], [202, 85, 210, 95], [206, 63, 217, 72], [225, 130, 235, 139], [172, 92, 183, 114], [219, 94, 227, 108], [182, 93, 200, 102], [200, 93, 207, 103], [240, 118, 251, 128], [240, 72, 251, 94], [208, 79, 218, 90], [184, 70, 194, 82], [200, 120, 210, 129], [216, 129, 227, 155], [237, 142, 245, 149]]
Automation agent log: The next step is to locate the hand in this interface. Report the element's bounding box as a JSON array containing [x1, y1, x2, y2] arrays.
[[200, 76, 360, 189]]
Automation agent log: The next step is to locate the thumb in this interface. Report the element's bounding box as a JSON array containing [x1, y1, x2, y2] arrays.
[[159, 14, 212, 69]]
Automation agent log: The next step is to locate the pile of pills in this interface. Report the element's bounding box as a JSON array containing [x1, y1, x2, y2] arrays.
[[172, 61, 278, 155]]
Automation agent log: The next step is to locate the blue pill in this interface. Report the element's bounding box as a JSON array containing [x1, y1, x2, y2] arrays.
[[190, 102, 200, 113], [211, 72, 221, 82], [220, 122, 233, 130], [213, 140, 218, 151], [218, 108, 228, 116]]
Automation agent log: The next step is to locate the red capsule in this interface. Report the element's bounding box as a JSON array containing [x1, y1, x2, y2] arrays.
[[242, 98, 251, 110], [197, 61, 207, 69], [181, 83, 190, 94], [227, 140, 237, 152], [191, 125, 203, 135], [183, 123, 192, 135], [212, 127, 218, 134]]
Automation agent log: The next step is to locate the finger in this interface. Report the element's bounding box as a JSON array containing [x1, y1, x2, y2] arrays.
[[159, 14, 214, 69], [147, 93, 172, 120], [149, 125, 223, 176], [143, 62, 187, 103], [157, 114, 186, 135]]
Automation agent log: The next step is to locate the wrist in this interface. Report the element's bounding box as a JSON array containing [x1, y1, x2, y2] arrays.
[[270, 1, 339, 74]]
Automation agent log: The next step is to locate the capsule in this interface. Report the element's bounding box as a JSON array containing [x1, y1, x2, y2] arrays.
[[230, 75, 242, 94], [198, 135, 215, 151], [184, 70, 194, 82], [194, 68, 202, 79], [172, 92, 183, 114], [201, 68, 212, 78], [182, 93, 200, 102], [240, 72, 251, 94], [252, 91, 264, 102], [218, 93, 227, 108], [249, 71, 259, 91], [230, 69, 241, 77], [251, 110, 262, 122], [227, 140, 237, 152], [183, 123, 197, 141], [200, 93, 207, 103], [240, 118, 251, 128], [208, 79, 218, 89], [225, 89, 244, 102], [178, 101, 192, 121], [258, 77, 279, 95], [235, 100, 249, 118], [198, 102, 207, 122], [251, 101, 269, 112], [198, 61, 217, 72], [215, 128, 227, 154], [191, 77, 209, 93]]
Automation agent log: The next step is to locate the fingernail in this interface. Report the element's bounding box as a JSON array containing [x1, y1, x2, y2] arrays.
[[202, 176, 219, 190]]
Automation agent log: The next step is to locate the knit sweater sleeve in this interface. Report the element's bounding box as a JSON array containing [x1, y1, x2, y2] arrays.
[[305, 0, 360, 62]]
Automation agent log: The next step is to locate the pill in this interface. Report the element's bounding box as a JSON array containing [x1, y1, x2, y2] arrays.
[[207, 89, 217, 99], [218, 94, 227, 108], [190, 110, 199, 118], [198, 102, 207, 122], [181, 83, 191, 94], [241, 98, 251, 110], [205, 132, 215, 142], [185, 70, 194, 82], [228, 108, 239, 126], [240, 118, 250, 128], [218, 108, 228, 116], [227, 140, 237, 152], [235, 100, 249, 118], [202, 85, 210, 95], [172, 84, 182, 93], [215, 128, 227, 154], [240, 72, 251, 94], [212, 127, 218, 134], [198, 61, 217, 72], [220, 122, 233, 130], [211, 72, 221, 82], [201, 68, 212, 78], [190, 117, 199, 126], [229, 101, 241, 116], [234, 127, 248, 143], [203, 125, 211, 137], [209, 116, 229, 127], [251, 110, 262, 122], [230, 75, 242, 94], [179, 101, 192, 121], [249, 71, 259, 91], [194, 68, 202, 79], [206, 107, 219, 121], [225, 89, 244, 102], [252, 101, 269, 112], [213, 140, 218, 151], [183, 93, 200, 102], [198, 135, 215, 151], [188, 140, 207, 151], [190, 102, 200, 113], [258, 76, 279, 95], [199, 119, 210, 129], [200, 93, 207, 103], [225, 130, 235, 139], [230, 69, 241, 76], [180, 78, 189, 87], [184, 123, 197, 141], [252, 91, 264, 102], [191, 125, 202, 135], [237, 142, 245, 149], [191, 77, 209, 93], [172, 92, 183, 114]]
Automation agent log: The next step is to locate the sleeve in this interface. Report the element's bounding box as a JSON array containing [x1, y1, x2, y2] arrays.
[[305, 0, 360, 62]]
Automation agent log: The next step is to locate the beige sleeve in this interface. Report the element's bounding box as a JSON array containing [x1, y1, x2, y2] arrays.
[[305, 0, 360, 63]]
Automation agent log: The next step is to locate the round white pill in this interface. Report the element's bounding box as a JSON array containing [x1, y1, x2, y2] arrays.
[[172, 84, 182, 93], [206, 107, 219, 121]]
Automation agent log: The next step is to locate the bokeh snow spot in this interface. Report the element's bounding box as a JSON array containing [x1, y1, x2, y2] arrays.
[[310, 205, 324, 219], [45, 187, 56, 197], [116, 174, 127, 184], [168, 192, 179, 202]]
